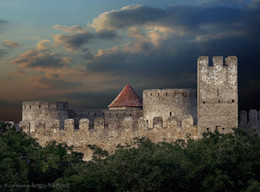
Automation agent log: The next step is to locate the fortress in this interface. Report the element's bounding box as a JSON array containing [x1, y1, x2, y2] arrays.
[[18, 56, 260, 160]]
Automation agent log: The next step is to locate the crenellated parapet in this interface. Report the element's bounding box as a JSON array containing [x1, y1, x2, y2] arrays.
[[19, 115, 198, 160], [239, 110, 260, 136]]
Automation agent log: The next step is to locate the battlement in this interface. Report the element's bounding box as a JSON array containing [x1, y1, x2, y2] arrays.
[[19, 115, 198, 160], [198, 56, 237, 68], [23, 101, 68, 110], [239, 110, 260, 136], [143, 89, 196, 98]]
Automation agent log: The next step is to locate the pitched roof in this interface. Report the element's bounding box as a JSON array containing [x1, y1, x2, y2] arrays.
[[108, 84, 142, 108]]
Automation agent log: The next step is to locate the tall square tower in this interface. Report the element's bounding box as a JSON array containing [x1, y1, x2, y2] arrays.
[[197, 56, 238, 135]]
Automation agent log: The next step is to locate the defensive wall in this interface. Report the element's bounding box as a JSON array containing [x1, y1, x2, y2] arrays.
[[19, 115, 198, 160], [239, 110, 260, 136]]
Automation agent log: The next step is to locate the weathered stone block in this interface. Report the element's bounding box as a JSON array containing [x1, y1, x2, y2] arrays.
[[153, 117, 163, 128], [19, 120, 30, 134]]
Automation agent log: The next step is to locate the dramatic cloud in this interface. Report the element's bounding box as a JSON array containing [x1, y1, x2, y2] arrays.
[[2, 40, 19, 48], [37, 39, 52, 50], [53, 30, 95, 51], [12, 49, 72, 69], [54, 25, 86, 33], [92, 5, 165, 32]]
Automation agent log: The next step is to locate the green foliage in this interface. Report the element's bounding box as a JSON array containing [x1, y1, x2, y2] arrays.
[[0, 121, 259, 192]]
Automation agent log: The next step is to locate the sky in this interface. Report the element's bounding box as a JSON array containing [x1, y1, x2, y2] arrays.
[[0, 0, 260, 122]]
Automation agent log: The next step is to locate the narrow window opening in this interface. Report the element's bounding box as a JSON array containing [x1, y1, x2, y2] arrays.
[[39, 105, 41, 108], [232, 100, 234, 103], [203, 101, 206, 104], [94, 113, 96, 116], [170, 112, 172, 116], [218, 100, 220, 103], [222, 128, 225, 131], [166, 93, 168, 96], [206, 128, 210, 131], [130, 113, 132, 116], [150, 93, 152, 96], [30, 105, 31, 109], [183, 93, 185, 96], [158, 93, 160, 96]]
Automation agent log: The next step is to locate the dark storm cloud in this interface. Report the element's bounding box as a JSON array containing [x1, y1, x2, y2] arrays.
[[39, 77, 83, 89], [87, 3, 260, 109], [92, 5, 165, 31], [12, 49, 72, 68], [91, 4, 242, 33], [53, 31, 95, 51]]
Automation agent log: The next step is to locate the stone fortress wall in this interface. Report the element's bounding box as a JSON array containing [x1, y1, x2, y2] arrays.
[[18, 56, 260, 160], [19, 114, 198, 161], [239, 110, 260, 136]]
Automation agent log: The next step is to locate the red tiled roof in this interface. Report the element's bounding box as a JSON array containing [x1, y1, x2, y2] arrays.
[[108, 84, 142, 108]]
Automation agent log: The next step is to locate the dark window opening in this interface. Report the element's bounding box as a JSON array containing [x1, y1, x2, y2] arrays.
[[183, 93, 185, 96], [203, 101, 205, 104], [232, 100, 234, 103], [158, 93, 160, 96], [218, 100, 220, 103], [170, 112, 172, 116], [116, 113, 118, 116], [39, 105, 41, 108], [94, 113, 96, 116], [206, 128, 210, 131], [30, 105, 31, 109], [150, 93, 152, 96], [222, 128, 225, 130], [130, 113, 132, 116], [166, 93, 168, 96]]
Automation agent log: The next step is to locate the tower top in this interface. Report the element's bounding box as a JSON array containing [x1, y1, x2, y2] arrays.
[[108, 84, 142, 109]]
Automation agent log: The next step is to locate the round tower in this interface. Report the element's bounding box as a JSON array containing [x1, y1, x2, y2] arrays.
[[22, 101, 69, 133], [143, 89, 197, 127]]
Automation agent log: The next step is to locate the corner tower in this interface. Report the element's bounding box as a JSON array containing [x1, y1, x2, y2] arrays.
[[197, 56, 238, 135]]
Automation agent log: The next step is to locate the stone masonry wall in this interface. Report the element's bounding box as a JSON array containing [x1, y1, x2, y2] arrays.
[[143, 89, 197, 128], [22, 101, 69, 133], [197, 56, 238, 135], [239, 110, 260, 136], [19, 115, 198, 161]]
